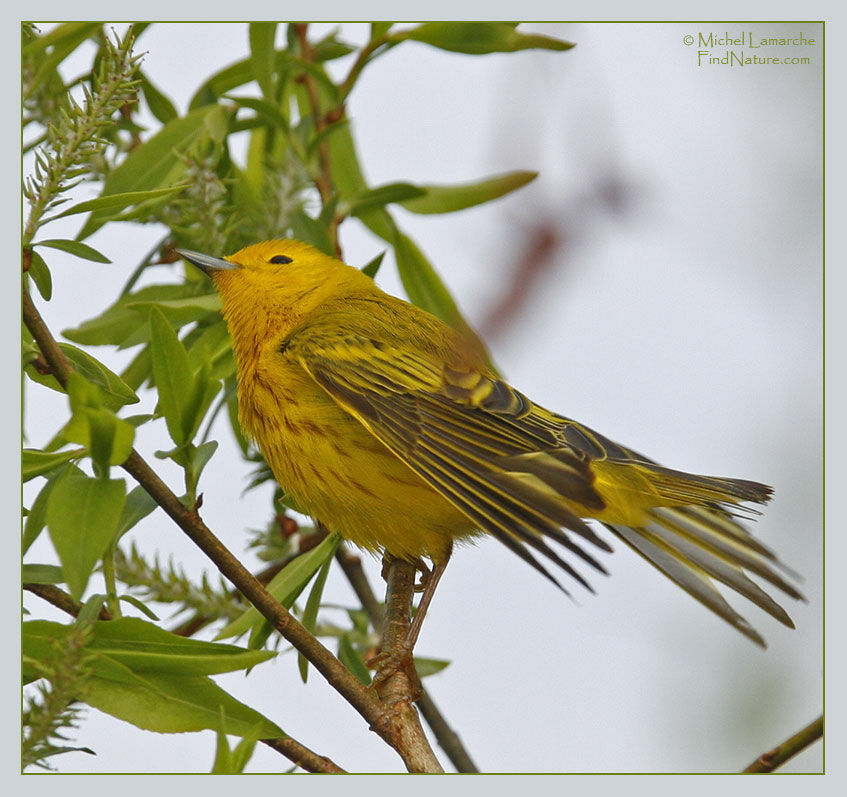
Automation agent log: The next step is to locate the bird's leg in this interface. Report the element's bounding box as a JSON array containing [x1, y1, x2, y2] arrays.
[[380, 553, 430, 588], [405, 553, 449, 652], [369, 546, 451, 700]]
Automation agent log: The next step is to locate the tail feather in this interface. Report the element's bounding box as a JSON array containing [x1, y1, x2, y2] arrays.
[[637, 462, 773, 509], [645, 513, 796, 627], [605, 522, 769, 647], [652, 507, 804, 600]]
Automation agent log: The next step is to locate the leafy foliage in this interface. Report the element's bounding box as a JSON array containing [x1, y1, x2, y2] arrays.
[[22, 622, 94, 770], [21, 21, 572, 772]]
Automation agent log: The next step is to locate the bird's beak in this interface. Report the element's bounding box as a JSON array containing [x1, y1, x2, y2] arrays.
[[176, 248, 239, 275]]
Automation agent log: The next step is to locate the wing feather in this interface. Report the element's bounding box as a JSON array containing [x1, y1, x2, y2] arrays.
[[287, 317, 801, 642]]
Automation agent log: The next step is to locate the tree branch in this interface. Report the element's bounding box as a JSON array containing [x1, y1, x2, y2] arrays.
[[333, 544, 478, 772], [260, 737, 346, 773], [371, 558, 443, 773], [742, 715, 823, 773], [21, 289, 430, 772], [24, 583, 112, 621]]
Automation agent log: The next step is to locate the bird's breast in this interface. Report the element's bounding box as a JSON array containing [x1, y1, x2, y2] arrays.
[[236, 355, 472, 561]]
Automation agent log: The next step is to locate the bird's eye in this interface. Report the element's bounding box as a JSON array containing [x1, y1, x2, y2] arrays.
[[269, 255, 293, 265]]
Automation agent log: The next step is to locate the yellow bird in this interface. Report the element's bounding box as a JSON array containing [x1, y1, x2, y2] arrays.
[[178, 240, 802, 647]]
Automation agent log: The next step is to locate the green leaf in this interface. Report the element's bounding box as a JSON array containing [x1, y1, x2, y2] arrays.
[[305, 117, 350, 159], [65, 308, 143, 349], [139, 70, 178, 124], [298, 551, 334, 682], [23, 464, 82, 554], [22, 448, 82, 481], [249, 22, 278, 99], [399, 170, 537, 214], [24, 355, 73, 396], [64, 285, 187, 348], [231, 726, 263, 772], [127, 293, 221, 328], [360, 251, 386, 279], [22, 564, 65, 585], [347, 183, 426, 216], [213, 715, 263, 773], [25, 620, 282, 737], [85, 408, 120, 473], [84, 656, 284, 737], [185, 320, 231, 372], [400, 22, 574, 55], [119, 594, 159, 620], [371, 23, 393, 40], [33, 238, 111, 263], [393, 233, 465, 331], [46, 475, 126, 600], [312, 31, 356, 62], [190, 57, 260, 109], [62, 372, 136, 471], [325, 123, 396, 241], [184, 365, 220, 444], [347, 607, 371, 636], [216, 534, 341, 640], [77, 594, 108, 624], [30, 617, 277, 675], [393, 232, 494, 368], [55, 185, 189, 221], [27, 248, 52, 300], [22, 21, 99, 59], [337, 634, 371, 686], [325, 117, 368, 199], [190, 440, 219, 486], [224, 94, 290, 134], [114, 484, 158, 541], [289, 209, 335, 256], [119, 345, 152, 391], [149, 307, 195, 446], [25, 343, 140, 412], [213, 717, 236, 774], [63, 344, 140, 408], [413, 657, 451, 678]]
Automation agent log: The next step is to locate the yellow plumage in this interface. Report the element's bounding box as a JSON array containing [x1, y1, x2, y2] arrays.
[[178, 239, 802, 647]]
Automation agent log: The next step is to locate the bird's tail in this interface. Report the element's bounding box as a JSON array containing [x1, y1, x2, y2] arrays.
[[600, 484, 803, 647], [551, 426, 804, 646]]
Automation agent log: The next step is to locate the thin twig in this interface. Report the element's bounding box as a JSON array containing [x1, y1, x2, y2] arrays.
[[21, 289, 427, 771], [260, 737, 346, 773], [24, 583, 113, 621], [742, 715, 823, 773]]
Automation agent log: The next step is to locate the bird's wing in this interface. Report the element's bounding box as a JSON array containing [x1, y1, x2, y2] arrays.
[[289, 320, 802, 644], [288, 322, 612, 594]]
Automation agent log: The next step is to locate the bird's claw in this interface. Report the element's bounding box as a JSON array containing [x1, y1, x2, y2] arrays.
[[366, 645, 423, 702]]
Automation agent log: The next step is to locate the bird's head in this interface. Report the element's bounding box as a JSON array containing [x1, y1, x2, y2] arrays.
[[178, 239, 374, 334]]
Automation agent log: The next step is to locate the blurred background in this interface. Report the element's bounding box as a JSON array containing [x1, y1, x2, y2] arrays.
[[22, 22, 823, 773]]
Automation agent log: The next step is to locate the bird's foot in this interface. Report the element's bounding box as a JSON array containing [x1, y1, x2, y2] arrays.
[[366, 644, 423, 702]]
